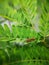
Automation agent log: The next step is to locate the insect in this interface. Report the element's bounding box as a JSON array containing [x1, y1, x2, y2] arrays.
[[25, 38, 35, 42]]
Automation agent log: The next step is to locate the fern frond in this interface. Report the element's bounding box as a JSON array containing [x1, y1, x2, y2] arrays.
[[38, 0, 49, 37], [0, 0, 49, 65]]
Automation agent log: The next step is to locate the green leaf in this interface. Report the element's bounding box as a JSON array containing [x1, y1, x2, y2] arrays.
[[0, 24, 5, 36], [3, 24, 12, 37]]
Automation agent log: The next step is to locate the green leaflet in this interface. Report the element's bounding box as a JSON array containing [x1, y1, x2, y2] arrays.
[[0, 24, 5, 36], [12, 25, 18, 38], [3, 24, 12, 37]]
